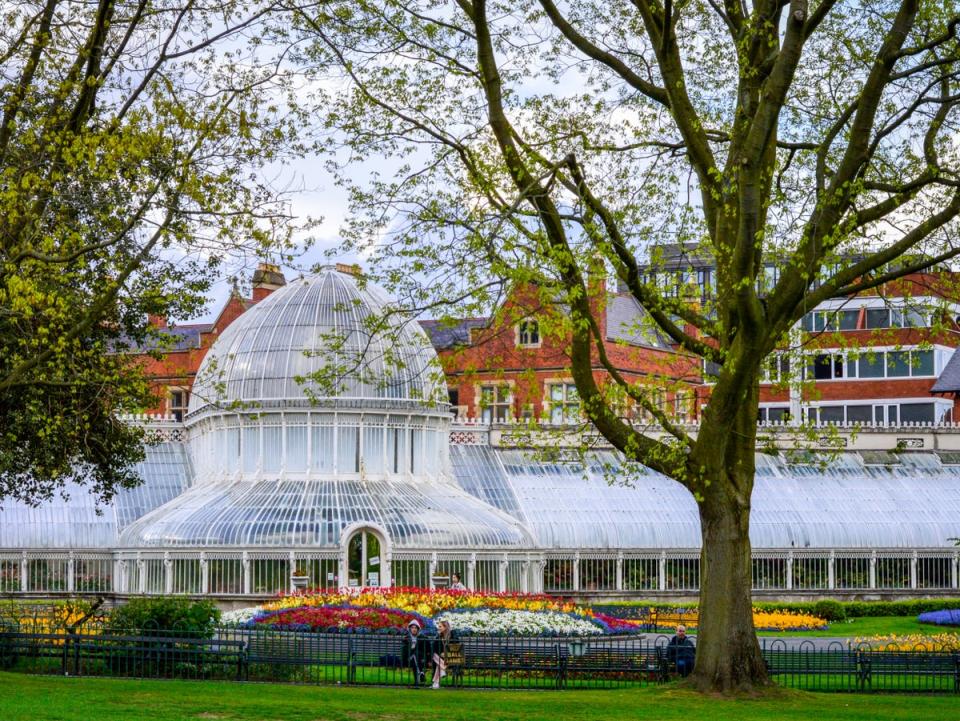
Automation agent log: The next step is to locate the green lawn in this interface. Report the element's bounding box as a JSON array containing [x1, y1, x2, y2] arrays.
[[756, 616, 956, 639], [0, 672, 957, 721]]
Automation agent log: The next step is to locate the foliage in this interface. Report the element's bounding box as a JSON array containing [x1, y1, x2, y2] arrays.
[[812, 600, 847, 623], [290, 0, 960, 690], [105, 597, 220, 638], [0, 1, 305, 504]]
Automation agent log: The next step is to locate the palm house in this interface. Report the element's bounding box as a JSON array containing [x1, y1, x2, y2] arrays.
[[1, 266, 960, 597]]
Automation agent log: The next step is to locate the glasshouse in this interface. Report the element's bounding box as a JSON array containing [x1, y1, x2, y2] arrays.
[[1, 266, 959, 597]]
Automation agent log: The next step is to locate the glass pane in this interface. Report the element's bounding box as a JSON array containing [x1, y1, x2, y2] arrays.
[[859, 353, 885, 378], [839, 310, 859, 330], [888, 351, 910, 377], [550, 384, 564, 401], [802, 313, 813, 332], [912, 350, 934, 376], [819, 407, 844, 424], [866, 308, 889, 328], [900, 403, 934, 424], [286, 426, 307, 472], [813, 354, 833, 380], [904, 308, 926, 327], [847, 405, 872, 423]]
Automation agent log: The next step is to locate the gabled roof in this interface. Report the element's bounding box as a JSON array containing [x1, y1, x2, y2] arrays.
[[419, 318, 490, 350], [931, 348, 960, 393], [605, 293, 673, 349]]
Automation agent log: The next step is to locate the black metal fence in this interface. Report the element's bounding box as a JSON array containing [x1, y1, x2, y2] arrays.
[[0, 626, 957, 693]]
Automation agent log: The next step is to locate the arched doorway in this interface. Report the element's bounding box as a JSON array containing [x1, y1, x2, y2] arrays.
[[345, 528, 385, 588]]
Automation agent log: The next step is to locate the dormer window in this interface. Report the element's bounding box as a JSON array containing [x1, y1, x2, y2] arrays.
[[517, 318, 540, 347], [168, 387, 189, 422]]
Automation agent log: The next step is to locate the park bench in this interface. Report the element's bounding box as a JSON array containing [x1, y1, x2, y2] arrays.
[[855, 650, 960, 693], [454, 638, 570, 688], [566, 642, 666, 683]]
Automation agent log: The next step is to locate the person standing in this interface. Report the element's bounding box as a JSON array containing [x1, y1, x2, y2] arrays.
[[449, 572, 466, 591]]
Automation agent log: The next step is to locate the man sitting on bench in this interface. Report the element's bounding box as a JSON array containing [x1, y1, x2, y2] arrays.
[[666, 625, 696, 677]]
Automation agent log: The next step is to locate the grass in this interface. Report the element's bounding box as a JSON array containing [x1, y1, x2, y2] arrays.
[[1, 672, 958, 721], [759, 616, 955, 639]]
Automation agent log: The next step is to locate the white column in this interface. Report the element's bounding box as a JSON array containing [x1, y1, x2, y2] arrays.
[[498, 556, 508, 593], [163, 552, 173, 595], [242, 551, 251, 595], [67, 552, 75, 593], [951, 552, 959, 590], [200, 553, 209, 595], [429, 553, 438, 590], [615, 552, 624, 592], [828, 551, 836, 590], [572, 553, 580, 592], [20, 552, 28, 593], [910, 551, 918, 590], [289, 551, 297, 592], [869, 551, 877, 590], [658, 552, 667, 592], [467, 553, 477, 590], [786, 552, 794, 591], [521, 558, 531, 593], [137, 554, 146, 595]]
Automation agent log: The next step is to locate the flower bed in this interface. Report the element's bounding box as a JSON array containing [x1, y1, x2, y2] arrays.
[[753, 609, 828, 632], [434, 609, 604, 637], [248, 605, 431, 634], [917, 609, 960, 627], [856, 633, 960, 652], [266, 587, 580, 617]]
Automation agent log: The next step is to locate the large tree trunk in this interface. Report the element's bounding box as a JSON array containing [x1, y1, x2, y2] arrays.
[[690, 483, 770, 692], [687, 367, 771, 692]]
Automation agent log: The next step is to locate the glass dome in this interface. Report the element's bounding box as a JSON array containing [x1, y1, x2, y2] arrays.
[[118, 475, 531, 548], [188, 266, 446, 419]]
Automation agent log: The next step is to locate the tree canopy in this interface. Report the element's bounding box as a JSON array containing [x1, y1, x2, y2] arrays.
[[0, 1, 303, 505], [291, 0, 960, 691]]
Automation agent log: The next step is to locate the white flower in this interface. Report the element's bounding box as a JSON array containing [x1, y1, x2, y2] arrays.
[[221, 606, 263, 625], [435, 609, 602, 636]]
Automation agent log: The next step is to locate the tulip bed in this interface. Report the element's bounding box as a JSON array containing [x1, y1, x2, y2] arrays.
[[222, 588, 828, 636]]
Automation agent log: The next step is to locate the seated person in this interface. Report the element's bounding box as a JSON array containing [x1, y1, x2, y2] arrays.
[[401, 618, 431, 684], [666, 624, 696, 677]]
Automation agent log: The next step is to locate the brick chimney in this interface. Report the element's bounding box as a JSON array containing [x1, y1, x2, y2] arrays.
[[148, 313, 168, 329], [252, 262, 286, 302]]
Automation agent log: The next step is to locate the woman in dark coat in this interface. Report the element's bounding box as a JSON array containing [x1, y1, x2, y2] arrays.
[[401, 618, 431, 685]]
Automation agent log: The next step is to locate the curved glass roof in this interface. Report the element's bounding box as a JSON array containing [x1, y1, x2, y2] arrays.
[[449, 447, 960, 549], [118, 475, 531, 549], [0, 442, 192, 549], [188, 267, 446, 418]]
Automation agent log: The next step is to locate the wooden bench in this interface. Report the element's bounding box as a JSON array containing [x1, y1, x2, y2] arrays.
[[454, 638, 569, 688]]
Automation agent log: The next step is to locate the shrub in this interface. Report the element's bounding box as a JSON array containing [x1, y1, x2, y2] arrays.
[[812, 600, 847, 622], [106, 597, 221, 639]]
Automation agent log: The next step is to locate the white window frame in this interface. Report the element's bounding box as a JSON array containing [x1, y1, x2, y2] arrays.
[[544, 380, 581, 425], [516, 318, 541, 348], [476, 382, 514, 424]]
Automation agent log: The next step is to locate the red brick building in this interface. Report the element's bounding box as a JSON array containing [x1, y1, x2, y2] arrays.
[[139, 260, 960, 428]]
